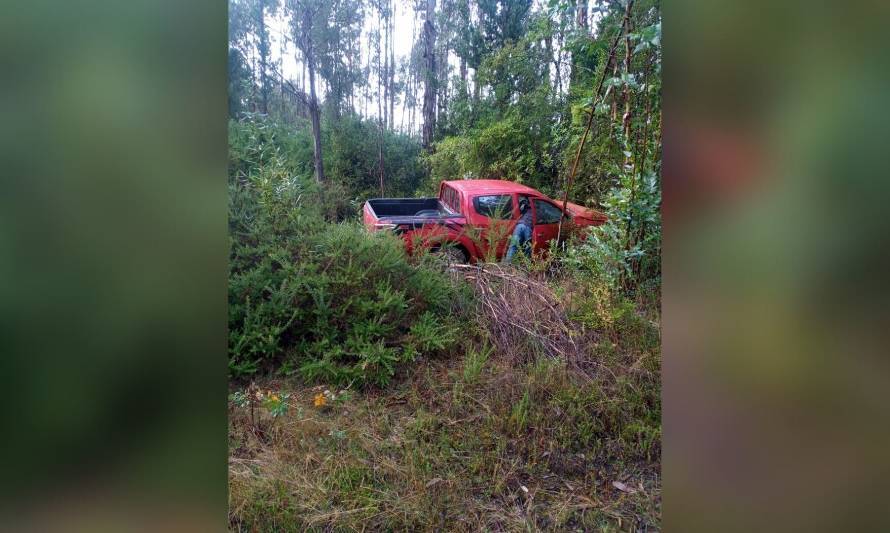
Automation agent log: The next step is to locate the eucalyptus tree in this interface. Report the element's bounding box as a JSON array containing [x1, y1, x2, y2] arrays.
[[288, 0, 326, 182], [314, 0, 365, 117], [421, 0, 437, 149]]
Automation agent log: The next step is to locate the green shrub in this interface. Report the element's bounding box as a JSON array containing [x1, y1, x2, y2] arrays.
[[228, 117, 464, 386], [561, 166, 661, 293], [230, 214, 464, 386]]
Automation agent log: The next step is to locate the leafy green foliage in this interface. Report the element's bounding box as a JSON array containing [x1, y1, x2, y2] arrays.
[[562, 165, 661, 291], [427, 107, 558, 193], [229, 113, 425, 214], [325, 113, 427, 200], [229, 117, 464, 386]]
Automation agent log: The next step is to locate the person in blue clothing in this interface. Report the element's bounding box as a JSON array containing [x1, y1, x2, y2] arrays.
[[504, 197, 533, 263]]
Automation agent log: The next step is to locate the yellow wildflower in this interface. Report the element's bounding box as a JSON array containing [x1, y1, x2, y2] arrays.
[[271, 394, 280, 402], [313, 393, 327, 407]]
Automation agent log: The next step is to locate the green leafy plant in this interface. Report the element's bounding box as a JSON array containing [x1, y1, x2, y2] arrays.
[[228, 117, 466, 387]]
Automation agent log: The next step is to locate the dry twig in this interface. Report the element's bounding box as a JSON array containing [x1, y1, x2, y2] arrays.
[[449, 263, 598, 379]]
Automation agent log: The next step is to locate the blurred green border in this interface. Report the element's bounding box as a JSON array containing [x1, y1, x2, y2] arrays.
[[0, 0, 228, 528], [664, 0, 890, 531]]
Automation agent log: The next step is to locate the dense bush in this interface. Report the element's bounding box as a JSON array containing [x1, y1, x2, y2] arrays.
[[229, 117, 464, 386], [561, 163, 661, 293], [426, 109, 559, 196], [326, 113, 427, 200]]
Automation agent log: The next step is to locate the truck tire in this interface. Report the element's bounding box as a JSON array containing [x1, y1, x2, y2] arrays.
[[435, 243, 467, 264]]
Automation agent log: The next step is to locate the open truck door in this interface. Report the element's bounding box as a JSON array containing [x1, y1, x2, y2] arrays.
[[530, 198, 565, 255]]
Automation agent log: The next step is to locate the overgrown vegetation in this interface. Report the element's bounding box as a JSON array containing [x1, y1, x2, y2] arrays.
[[229, 118, 467, 386], [229, 277, 660, 530], [229, 0, 661, 528], [227, 112, 661, 527]]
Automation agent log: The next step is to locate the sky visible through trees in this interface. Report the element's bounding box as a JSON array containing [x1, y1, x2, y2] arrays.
[[234, 0, 611, 135]]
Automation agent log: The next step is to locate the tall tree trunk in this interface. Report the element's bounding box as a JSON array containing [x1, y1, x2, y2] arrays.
[[576, 0, 588, 33], [308, 65, 324, 183], [362, 38, 368, 119], [348, 42, 354, 111], [303, 8, 325, 183], [568, 0, 579, 86], [421, 0, 437, 149], [610, 59, 619, 123], [633, 53, 655, 279], [622, 0, 633, 145], [636, 58, 653, 175], [377, 23, 383, 127], [408, 67, 414, 133], [459, 0, 469, 95], [258, 0, 269, 114], [331, 31, 342, 118], [400, 59, 407, 131], [377, 6, 386, 194], [388, 0, 395, 130], [378, 136, 385, 196], [554, 30, 563, 99], [382, 6, 390, 130], [412, 69, 418, 134], [437, 47, 447, 134], [620, 0, 637, 287], [544, 29, 553, 99]]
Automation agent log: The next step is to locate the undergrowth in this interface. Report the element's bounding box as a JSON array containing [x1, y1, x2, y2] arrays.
[[229, 268, 661, 531], [228, 118, 469, 386], [229, 314, 661, 531]]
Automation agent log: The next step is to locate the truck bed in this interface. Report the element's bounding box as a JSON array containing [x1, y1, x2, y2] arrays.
[[366, 198, 457, 219]]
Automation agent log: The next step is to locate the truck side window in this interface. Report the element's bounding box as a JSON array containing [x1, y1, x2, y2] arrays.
[[473, 195, 514, 220], [442, 185, 460, 214], [533, 199, 563, 224]]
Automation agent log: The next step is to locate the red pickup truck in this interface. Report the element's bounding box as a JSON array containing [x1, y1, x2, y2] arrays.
[[363, 179, 607, 263]]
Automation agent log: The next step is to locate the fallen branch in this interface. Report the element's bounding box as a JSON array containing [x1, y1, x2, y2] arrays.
[[448, 263, 598, 379]]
